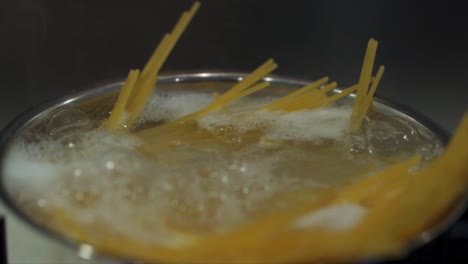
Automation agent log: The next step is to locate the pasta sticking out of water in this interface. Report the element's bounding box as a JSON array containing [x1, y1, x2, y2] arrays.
[[104, 6, 384, 133], [104, 1, 201, 130], [260, 78, 358, 112], [104, 69, 140, 129], [350, 39, 385, 132], [135, 58, 277, 141], [168, 59, 277, 124]]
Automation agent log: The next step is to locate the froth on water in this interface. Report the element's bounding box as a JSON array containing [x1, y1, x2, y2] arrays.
[[1, 87, 443, 246]]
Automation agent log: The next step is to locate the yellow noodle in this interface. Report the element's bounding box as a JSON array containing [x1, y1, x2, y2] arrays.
[[107, 2, 200, 130], [354, 40, 378, 127], [339, 155, 421, 203], [391, 113, 468, 237], [136, 34, 171, 91], [354, 116, 467, 245], [104, 69, 140, 129], [306, 82, 338, 108], [187, 189, 340, 257], [127, 73, 159, 126], [177, 158, 421, 263], [124, 35, 170, 118], [326, 83, 358, 103], [260, 76, 329, 111], [357, 39, 378, 104], [212, 61, 277, 108], [224, 59, 276, 96], [237, 82, 271, 98], [319, 81, 339, 94], [280, 82, 337, 111], [438, 112, 468, 175], [361, 65, 385, 115], [164, 59, 277, 125], [360, 66, 385, 118], [149, 2, 200, 77], [350, 39, 379, 132], [325, 75, 377, 106], [208, 156, 418, 244]]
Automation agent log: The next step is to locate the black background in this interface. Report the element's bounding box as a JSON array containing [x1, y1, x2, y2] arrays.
[[0, 0, 467, 132]]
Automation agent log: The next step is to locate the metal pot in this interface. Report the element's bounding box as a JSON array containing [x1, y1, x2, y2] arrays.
[[0, 73, 465, 263]]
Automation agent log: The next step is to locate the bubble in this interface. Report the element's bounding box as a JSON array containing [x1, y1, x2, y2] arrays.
[[105, 160, 115, 170], [93, 95, 116, 121], [239, 163, 247, 173], [59, 132, 90, 149], [138, 91, 214, 123], [221, 176, 229, 183], [342, 133, 369, 155], [213, 125, 243, 143], [417, 141, 443, 160], [71, 190, 98, 208], [73, 168, 82, 177], [364, 116, 421, 156], [46, 108, 96, 140], [163, 182, 173, 191], [36, 199, 47, 208]]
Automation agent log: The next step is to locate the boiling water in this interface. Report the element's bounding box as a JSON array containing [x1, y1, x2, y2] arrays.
[[2, 87, 443, 247]]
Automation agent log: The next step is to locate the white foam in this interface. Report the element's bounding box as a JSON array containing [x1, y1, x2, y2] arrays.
[[136, 90, 351, 143], [3, 142, 64, 192], [137, 91, 214, 123], [3, 131, 142, 193], [293, 203, 367, 231], [198, 107, 352, 142], [137, 91, 276, 125], [2, 91, 364, 244]]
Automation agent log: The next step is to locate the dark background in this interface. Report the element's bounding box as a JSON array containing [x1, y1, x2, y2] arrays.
[[0, 0, 467, 131]]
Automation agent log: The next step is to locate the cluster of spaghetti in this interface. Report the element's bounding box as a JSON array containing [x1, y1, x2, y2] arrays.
[[52, 2, 467, 264], [103, 1, 382, 135]]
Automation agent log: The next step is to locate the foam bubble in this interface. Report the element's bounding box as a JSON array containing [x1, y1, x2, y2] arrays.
[[137, 91, 214, 123], [198, 106, 352, 142], [137, 91, 275, 125], [2, 89, 440, 245], [3, 131, 142, 193], [3, 142, 64, 192], [293, 203, 367, 231]]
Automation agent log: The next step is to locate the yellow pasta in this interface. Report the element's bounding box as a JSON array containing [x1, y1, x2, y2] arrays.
[[105, 2, 201, 131], [135, 59, 277, 140], [350, 38, 380, 132], [104, 69, 140, 129], [263, 77, 328, 109]]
